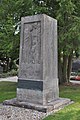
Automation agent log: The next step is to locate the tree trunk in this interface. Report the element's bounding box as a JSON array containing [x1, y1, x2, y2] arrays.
[[62, 54, 68, 83], [67, 52, 73, 82], [6, 57, 9, 72], [9, 59, 13, 70], [58, 53, 63, 84]]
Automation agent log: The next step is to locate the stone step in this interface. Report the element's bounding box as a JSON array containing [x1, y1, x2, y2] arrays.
[[3, 98, 73, 113]]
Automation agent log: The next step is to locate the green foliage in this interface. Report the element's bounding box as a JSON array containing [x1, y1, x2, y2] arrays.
[[0, 0, 41, 71], [0, 81, 16, 103], [0, 0, 80, 81], [0, 0, 20, 57], [56, 0, 80, 83], [57, 0, 80, 55], [0, 0, 80, 56], [0, 69, 18, 78]]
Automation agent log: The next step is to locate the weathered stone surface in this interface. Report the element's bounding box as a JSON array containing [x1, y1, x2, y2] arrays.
[[3, 14, 72, 114], [17, 88, 43, 104], [17, 14, 59, 105], [3, 98, 72, 113]]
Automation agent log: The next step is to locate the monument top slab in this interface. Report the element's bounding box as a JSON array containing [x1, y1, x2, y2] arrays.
[[21, 14, 57, 23]]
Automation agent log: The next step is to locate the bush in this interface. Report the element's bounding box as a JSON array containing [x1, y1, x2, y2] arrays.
[[0, 69, 18, 78]]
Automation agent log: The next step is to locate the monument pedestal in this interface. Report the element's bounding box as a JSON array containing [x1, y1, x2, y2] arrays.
[[3, 98, 71, 113]]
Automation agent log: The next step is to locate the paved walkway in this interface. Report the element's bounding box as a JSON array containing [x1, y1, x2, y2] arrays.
[[0, 76, 80, 84], [70, 80, 80, 84], [0, 76, 18, 82]]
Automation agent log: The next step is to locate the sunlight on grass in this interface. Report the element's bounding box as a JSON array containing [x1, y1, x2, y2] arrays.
[[0, 81, 80, 120], [0, 81, 17, 103], [43, 85, 80, 120]]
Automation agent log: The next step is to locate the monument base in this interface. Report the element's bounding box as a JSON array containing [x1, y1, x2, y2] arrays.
[[3, 98, 72, 113]]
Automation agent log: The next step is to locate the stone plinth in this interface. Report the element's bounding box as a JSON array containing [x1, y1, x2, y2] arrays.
[[3, 98, 72, 113], [17, 14, 59, 105]]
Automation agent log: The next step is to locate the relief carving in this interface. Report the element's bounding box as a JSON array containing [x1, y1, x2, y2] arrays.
[[20, 21, 41, 79], [22, 22, 41, 64], [19, 63, 41, 79]]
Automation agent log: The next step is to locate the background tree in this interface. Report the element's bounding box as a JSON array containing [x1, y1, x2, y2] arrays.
[[57, 0, 80, 83], [0, 0, 80, 84], [0, 0, 33, 71], [33, 0, 80, 83]]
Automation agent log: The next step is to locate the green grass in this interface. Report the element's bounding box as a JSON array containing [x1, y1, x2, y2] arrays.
[[0, 81, 17, 103], [0, 81, 80, 120], [43, 84, 80, 120]]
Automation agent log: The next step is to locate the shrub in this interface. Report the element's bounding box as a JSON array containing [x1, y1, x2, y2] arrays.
[[0, 69, 18, 78]]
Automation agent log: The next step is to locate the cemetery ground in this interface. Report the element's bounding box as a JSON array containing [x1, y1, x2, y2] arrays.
[[0, 82, 80, 120], [0, 82, 16, 103]]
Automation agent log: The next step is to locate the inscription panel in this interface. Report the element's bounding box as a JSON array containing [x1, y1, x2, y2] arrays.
[[17, 79, 43, 91], [20, 21, 41, 79]]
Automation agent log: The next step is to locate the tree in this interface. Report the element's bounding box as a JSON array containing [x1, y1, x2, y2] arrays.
[[0, 0, 80, 83], [0, 0, 34, 71], [33, 0, 80, 83], [57, 0, 80, 83]]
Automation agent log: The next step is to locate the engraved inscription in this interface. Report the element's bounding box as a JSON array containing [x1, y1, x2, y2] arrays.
[[22, 22, 41, 64]]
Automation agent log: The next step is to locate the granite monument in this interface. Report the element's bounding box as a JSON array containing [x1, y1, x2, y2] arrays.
[[3, 14, 71, 113], [17, 14, 59, 105]]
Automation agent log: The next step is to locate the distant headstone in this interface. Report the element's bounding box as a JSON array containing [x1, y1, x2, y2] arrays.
[[17, 14, 59, 105], [3, 14, 71, 113]]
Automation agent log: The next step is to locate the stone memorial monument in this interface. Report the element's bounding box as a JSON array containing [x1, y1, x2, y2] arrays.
[[17, 14, 59, 105], [4, 14, 71, 113]]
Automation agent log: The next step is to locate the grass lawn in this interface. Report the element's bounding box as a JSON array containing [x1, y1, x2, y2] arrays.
[[0, 82, 80, 120], [43, 84, 80, 120], [0, 81, 17, 103]]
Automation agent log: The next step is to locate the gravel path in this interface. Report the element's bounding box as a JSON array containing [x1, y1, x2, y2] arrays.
[[0, 77, 47, 120], [0, 104, 47, 120]]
